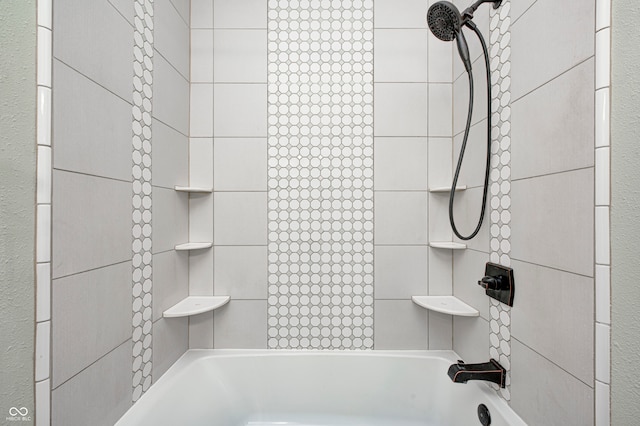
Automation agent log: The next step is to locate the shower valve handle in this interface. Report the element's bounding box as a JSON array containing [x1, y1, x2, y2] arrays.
[[478, 276, 503, 291]]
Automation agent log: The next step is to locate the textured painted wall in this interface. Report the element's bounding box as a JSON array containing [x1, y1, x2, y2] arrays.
[[0, 0, 37, 420], [611, 0, 640, 423]]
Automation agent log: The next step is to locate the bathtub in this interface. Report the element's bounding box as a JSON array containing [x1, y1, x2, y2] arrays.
[[115, 350, 526, 426]]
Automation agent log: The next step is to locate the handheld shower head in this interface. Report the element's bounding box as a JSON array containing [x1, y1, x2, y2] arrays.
[[427, 1, 462, 42], [427, 1, 472, 73]]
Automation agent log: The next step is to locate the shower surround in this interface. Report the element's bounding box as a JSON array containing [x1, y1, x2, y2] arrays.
[[41, 0, 606, 425]]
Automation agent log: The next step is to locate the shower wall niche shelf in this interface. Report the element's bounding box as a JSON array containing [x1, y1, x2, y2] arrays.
[[412, 296, 479, 317], [428, 242, 467, 250], [175, 242, 213, 251], [174, 186, 213, 193], [163, 296, 230, 318], [428, 186, 467, 193]]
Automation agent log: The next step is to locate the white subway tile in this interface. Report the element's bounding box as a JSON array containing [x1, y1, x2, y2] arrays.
[[188, 312, 214, 349], [429, 83, 453, 137], [189, 193, 213, 242], [36, 146, 51, 205], [213, 30, 267, 83], [595, 265, 611, 325], [213, 84, 268, 137], [191, 29, 214, 83], [213, 0, 267, 29], [214, 301, 268, 348], [595, 206, 610, 265], [35, 379, 50, 426], [596, 323, 611, 383], [190, 84, 214, 137], [595, 88, 610, 148], [374, 0, 427, 28], [428, 311, 452, 350], [596, 0, 611, 31], [214, 192, 268, 245], [155, 0, 190, 79], [191, 0, 214, 29], [375, 246, 428, 299], [375, 191, 428, 245], [596, 28, 611, 90], [36, 205, 51, 263], [37, 27, 52, 87], [35, 321, 50, 381], [374, 83, 427, 137], [374, 29, 428, 83], [374, 137, 428, 191], [428, 247, 453, 296], [37, 86, 51, 147], [374, 300, 427, 349], [595, 381, 611, 426], [427, 137, 453, 187], [189, 138, 213, 188], [214, 138, 267, 191], [36, 263, 51, 322], [189, 249, 214, 296], [214, 246, 268, 299], [428, 35, 453, 83], [37, 0, 52, 29], [595, 147, 610, 206]]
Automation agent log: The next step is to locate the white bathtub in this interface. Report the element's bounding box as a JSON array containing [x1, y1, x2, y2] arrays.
[[115, 350, 526, 426]]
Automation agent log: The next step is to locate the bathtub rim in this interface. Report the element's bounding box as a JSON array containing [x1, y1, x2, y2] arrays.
[[127, 349, 527, 426]]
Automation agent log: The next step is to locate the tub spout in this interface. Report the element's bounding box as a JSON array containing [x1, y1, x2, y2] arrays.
[[447, 359, 506, 388]]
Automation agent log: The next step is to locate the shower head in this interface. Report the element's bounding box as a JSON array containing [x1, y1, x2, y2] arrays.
[[427, 1, 462, 42], [427, 1, 472, 73]]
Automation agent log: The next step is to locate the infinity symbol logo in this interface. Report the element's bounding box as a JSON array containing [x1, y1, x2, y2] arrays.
[[8, 407, 28, 416]]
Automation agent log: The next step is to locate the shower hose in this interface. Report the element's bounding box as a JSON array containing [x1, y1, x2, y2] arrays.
[[449, 20, 492, 241]]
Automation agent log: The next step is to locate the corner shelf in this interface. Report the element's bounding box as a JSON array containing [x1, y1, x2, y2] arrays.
[[428, 242, 467, 250], [174, 186, 213, 193], [428, 185, 467, 193], [412, 296, 479, 317], [163, 296, 230, 318], [175, 242, 213, 251]]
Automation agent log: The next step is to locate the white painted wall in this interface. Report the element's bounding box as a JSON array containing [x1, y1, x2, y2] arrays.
[[0, 0, 36, 420], [611, 0, 640, 423]]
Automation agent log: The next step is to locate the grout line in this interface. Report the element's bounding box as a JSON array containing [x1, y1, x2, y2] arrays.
[[154, 48, 190, 84], [510, 165, 595, 183], [53, 57, 133, 106], [51, 339, 132, 391], [51, 167, 132, 184], [510, 0, 539, 27], [167, 0, 190, 27], [509, 257, 595, 279], [512, 336, 595, 389], [511, 55, 595, 105], [153, 116, 189, 139], [51, 259, 131, 281], [107, 0, 134, 28]]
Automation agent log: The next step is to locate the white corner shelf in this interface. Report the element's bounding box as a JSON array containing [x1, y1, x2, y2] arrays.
[[428, 241, 467, 250], [174, 242, 213, 251], [428, 185, 467, 193], [163, 296, 230, 318], [174, 186, 213, 193], [412, 296, 479, 317]]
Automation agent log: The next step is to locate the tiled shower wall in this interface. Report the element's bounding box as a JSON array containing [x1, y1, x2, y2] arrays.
[[188, 0, 458, 350], [452, 0, 600, 425], [50, 0, 190, 424]]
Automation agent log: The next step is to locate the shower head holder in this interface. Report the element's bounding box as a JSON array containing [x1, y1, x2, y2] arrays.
[[461, 0, 503, 23]]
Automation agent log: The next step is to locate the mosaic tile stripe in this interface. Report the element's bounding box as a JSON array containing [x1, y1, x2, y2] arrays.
[[488, 0, 512, 401], [131, 0, 154, 403], [267, 0, 375, 350]]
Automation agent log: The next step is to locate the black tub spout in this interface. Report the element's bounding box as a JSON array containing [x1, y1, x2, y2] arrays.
[[447, 359, 506, 388]]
